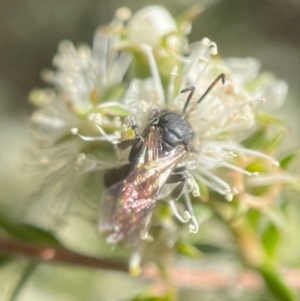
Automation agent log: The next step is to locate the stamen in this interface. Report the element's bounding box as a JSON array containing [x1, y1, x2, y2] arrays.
[[220, 162, 259, 177], [186, 171, 201, 197], [96, 101, 129, 110], [140, 100, 149, 112], [71, 127, 120, 143], [183, 192, 199, 233], [76, 153, 86, 165], [182, 41, 213, 87], [225, 189, 234, 201], [95, 31, 108, 86], [113, 116, 121, 127], [77, 155, 114, 173], [129, 250, 141, 277], [110, 52, 132, 83], [88, 113, 102, 125], [199, 96, 262, 135], [31, 112, 66, 129], [170, 51, 191, 64], [168, 200, 191, 223], [247, 173, 296, 186], [219, 143, 280, 167], [201, 38, 218, 55], [209, 42, 218, 55], [167, 65, 178, 103], [201, 170, 232, 191], [193, 173, 228, 196], [201, 37, 210, 46], [221, 151, 237, 159], [140, 44, 164, 105], [210, 118, 252, 136], [142, 234, 154, 242]]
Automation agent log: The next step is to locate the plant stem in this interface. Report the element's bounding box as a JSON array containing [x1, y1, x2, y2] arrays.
[[0, 238, 128, 272]]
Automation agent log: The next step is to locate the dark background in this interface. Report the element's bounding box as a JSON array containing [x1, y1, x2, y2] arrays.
[[1, 0, 300, 146]]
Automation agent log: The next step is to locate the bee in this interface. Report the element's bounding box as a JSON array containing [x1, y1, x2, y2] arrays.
[[99, 74, 225, 245]]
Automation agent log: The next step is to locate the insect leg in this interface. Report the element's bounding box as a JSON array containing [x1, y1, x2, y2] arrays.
[[127, 116, 139, 137], [117, 116, 143, 150], [104, 163, 133, 188], [166, 173, 186, 200], [117, 138, 141, 150]]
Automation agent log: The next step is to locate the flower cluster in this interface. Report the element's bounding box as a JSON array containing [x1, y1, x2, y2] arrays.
[[26, 6, 293, 258]]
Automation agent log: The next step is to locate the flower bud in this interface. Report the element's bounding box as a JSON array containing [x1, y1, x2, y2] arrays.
[[128, 6, 177, 47]]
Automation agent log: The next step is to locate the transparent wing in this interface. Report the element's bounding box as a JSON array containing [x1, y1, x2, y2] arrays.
[[98, 126, 187, 245], [99, 180, 155, 244]]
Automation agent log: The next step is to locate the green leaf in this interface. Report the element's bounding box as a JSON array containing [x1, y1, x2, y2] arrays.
[[243, 112, 287, 151], [194, 243, 229, 254], [247, 208, 261, 229], [261, 223, 280, 259], [0, 210, 62, 247], [258, 265, 298, 301], [256, 112, 287, 130], [176, 240, 203, 259], [280, 151, 300, 169], [242, 128, 266, 149]]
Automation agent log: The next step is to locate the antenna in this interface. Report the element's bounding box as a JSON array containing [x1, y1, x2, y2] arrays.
[[197, 73, 225, 104], [181, 86, 195, 114], [180, 73, 226, 116]]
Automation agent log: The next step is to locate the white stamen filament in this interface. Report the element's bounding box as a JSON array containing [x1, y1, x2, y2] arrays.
[[198, 97, 261, 135], [182, 40, 213, 85], [183, 192, 199, 233], [210, 118, 251, 136], [218, 143, 280, 167], [200, 170, 232, 191], [96, 101, 129, 110], [78, 156, 114, 173], [193, 58, 210, 90], [167, 65, 178, 103], [140, 44, 164, 105], [71, 126, 120, 143], [129, 250, 141, 276], [168, 200, 191, 223], [109, 52, 132, 83], [220, 161, 259, 177], [170, 51, 191, 64], [193, 171, 232, 197], [186, 171, 201, 197], [247, 173, 297, 186], [209, 42, 218, 55]]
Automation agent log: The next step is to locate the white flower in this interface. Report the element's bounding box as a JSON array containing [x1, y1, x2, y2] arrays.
[[40, 16, 131, 115], [127, 6, 177, 47], [25, 5, 289, 242], [120, 38, 285, 233], [25, 10, 132, 227]]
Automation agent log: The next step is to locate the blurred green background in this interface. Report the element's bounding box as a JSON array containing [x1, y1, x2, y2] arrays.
[[1, 0, 300, 300]]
